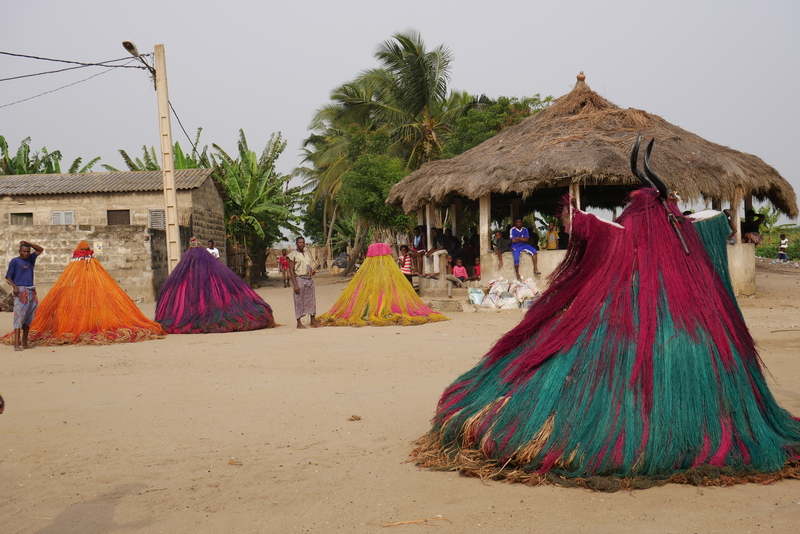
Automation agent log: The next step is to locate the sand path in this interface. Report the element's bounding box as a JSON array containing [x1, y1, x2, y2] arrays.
[[1, 266, 798, 533]]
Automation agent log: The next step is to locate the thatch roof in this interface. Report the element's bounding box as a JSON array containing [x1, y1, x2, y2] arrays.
[[388, 75, 798, 218]]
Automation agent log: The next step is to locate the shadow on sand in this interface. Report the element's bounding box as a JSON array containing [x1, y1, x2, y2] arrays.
[[33, 482, 156, 534]]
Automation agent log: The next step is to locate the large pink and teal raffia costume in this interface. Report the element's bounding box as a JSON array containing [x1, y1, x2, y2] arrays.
[[413, 145, 800, 489]]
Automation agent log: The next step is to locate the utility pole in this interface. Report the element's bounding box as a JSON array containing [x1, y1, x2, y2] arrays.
[[154, 44, 181, 273]]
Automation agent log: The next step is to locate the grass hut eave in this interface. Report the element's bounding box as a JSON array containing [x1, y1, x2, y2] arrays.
[[387, 77, 798, 218]]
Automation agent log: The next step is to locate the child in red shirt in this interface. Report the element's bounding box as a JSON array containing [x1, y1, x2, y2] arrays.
[[278, 249, 290, 288]]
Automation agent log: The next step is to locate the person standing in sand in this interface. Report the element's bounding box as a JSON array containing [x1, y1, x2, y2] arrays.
[[278, 249, 290, 288], [5, 240, 44, 351], [288, 237, 319, 329]]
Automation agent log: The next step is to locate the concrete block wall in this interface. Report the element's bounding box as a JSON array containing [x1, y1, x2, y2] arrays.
[[1, 224, 158, 302], [1, 191, 197, 227], [188, 177, 226, 259], [480, 245, 756, 297]]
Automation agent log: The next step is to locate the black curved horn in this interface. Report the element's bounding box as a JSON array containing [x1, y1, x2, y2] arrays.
[[643, 138, 669, 200], [630, 133, 654, 188]]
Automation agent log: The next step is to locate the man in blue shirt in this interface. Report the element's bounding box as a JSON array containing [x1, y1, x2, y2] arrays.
[[510, 219, 540, 280], [5, 240, 44, 351]]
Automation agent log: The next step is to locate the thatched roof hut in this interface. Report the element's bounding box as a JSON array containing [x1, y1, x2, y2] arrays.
[[388, 74, 798, 218]]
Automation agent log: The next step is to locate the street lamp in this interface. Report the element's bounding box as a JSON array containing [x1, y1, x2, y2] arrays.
[[123, 40, 181, 273]]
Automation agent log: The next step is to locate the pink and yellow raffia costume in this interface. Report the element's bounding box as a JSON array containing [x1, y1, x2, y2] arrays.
[[318, 243, 448, 326]]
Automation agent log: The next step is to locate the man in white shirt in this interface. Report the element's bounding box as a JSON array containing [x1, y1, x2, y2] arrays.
[[206, 240, 220, 259]]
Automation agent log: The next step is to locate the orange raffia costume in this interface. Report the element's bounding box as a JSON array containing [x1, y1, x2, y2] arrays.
[[1, 241, 165, 345]]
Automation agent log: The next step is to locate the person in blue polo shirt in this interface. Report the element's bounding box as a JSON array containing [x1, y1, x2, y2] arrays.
[[5, 240, 44, 351], [510, 218, 540, 280]]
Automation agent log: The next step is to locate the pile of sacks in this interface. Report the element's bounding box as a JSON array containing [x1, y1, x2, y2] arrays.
[[468, 278, 541, 309]]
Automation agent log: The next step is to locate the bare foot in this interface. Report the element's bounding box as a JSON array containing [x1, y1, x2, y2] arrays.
[[296, 324, 307, 329], [14, 346, 22, 352], [23, 345, 32, 349]]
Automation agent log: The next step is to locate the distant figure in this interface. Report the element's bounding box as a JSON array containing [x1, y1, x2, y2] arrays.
[[5, 240, 44, 351], [278, 249, 290, 288], [527, 226, 540, 251], [452, 258, 468, 283], [778, 234, 789, 262], [206, 240, 220, 259], [398, 245, 414, 285], [425, 228, 448, 278], [443, 255, 464, 299], [546, 221, 559, 250], [558, 225, 570, 250], [444, 228, 461, 256], [461, 235, 476, 259], [288, 237, 319, 329], [411, 226, 427, 277], [493, 230, 511, 268], [468, 226, 480, 250], [470, 257, 481, 281], [510, 219, 540, 279], [741, 209, 766, 245]]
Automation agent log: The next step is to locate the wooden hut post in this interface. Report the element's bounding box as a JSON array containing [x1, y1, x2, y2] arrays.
[[744, 196, 753, 214], [730, 188, 742, 245], [510, 198, 520, 223], [451, 202, 460, 237], [569, 182, 582, 209], [479, 193, 494, 280], [479, 192, 491, 251]]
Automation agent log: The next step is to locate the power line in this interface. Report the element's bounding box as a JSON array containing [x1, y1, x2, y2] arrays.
[[0, 64, 128, 110], [0, 50, 147, 68], [0, 59, 146, 83], [169, 100, 200, 155]]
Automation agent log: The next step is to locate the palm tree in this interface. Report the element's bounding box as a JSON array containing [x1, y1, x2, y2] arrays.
[[327, 30, 483, 170]]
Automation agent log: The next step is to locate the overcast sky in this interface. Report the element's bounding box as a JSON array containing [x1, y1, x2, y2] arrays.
[[3, 0, 798, 219]]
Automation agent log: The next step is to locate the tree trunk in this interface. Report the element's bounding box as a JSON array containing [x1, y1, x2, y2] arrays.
[[322, 201, 328, 245], [326, 205, 339, 250], [243, 238, 253, 286], [342, 221, 368, 277]]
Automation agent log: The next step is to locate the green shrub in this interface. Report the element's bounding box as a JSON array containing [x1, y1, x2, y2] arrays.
[[755, 243, 800, 261]]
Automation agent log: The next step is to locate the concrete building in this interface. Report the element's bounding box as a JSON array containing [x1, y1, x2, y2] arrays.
[[0, 169, 226, 302]]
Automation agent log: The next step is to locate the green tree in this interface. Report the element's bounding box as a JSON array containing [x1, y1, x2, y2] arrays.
[[212, 130, 302, 284], [442, 95, 553, 158], [0, 135, 100, 175], [336, 154, 413, 274]]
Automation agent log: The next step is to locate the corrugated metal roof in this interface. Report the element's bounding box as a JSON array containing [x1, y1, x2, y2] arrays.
[[0, 169, 214, 196]]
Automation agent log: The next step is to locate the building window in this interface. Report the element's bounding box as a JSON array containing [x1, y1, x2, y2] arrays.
[[107, 209, 131, 225], [51, 211, 75, 225], [10, 212, 33, 225], [149, 209, 166, 230]]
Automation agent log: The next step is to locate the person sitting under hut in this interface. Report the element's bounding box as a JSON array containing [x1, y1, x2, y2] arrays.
[[493, 230, 511, 268], [510, 218, 540, 279], [741, 209, 766, 245]]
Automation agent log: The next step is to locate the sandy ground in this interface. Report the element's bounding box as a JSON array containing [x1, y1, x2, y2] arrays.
[[1, 265, 799, 534]]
